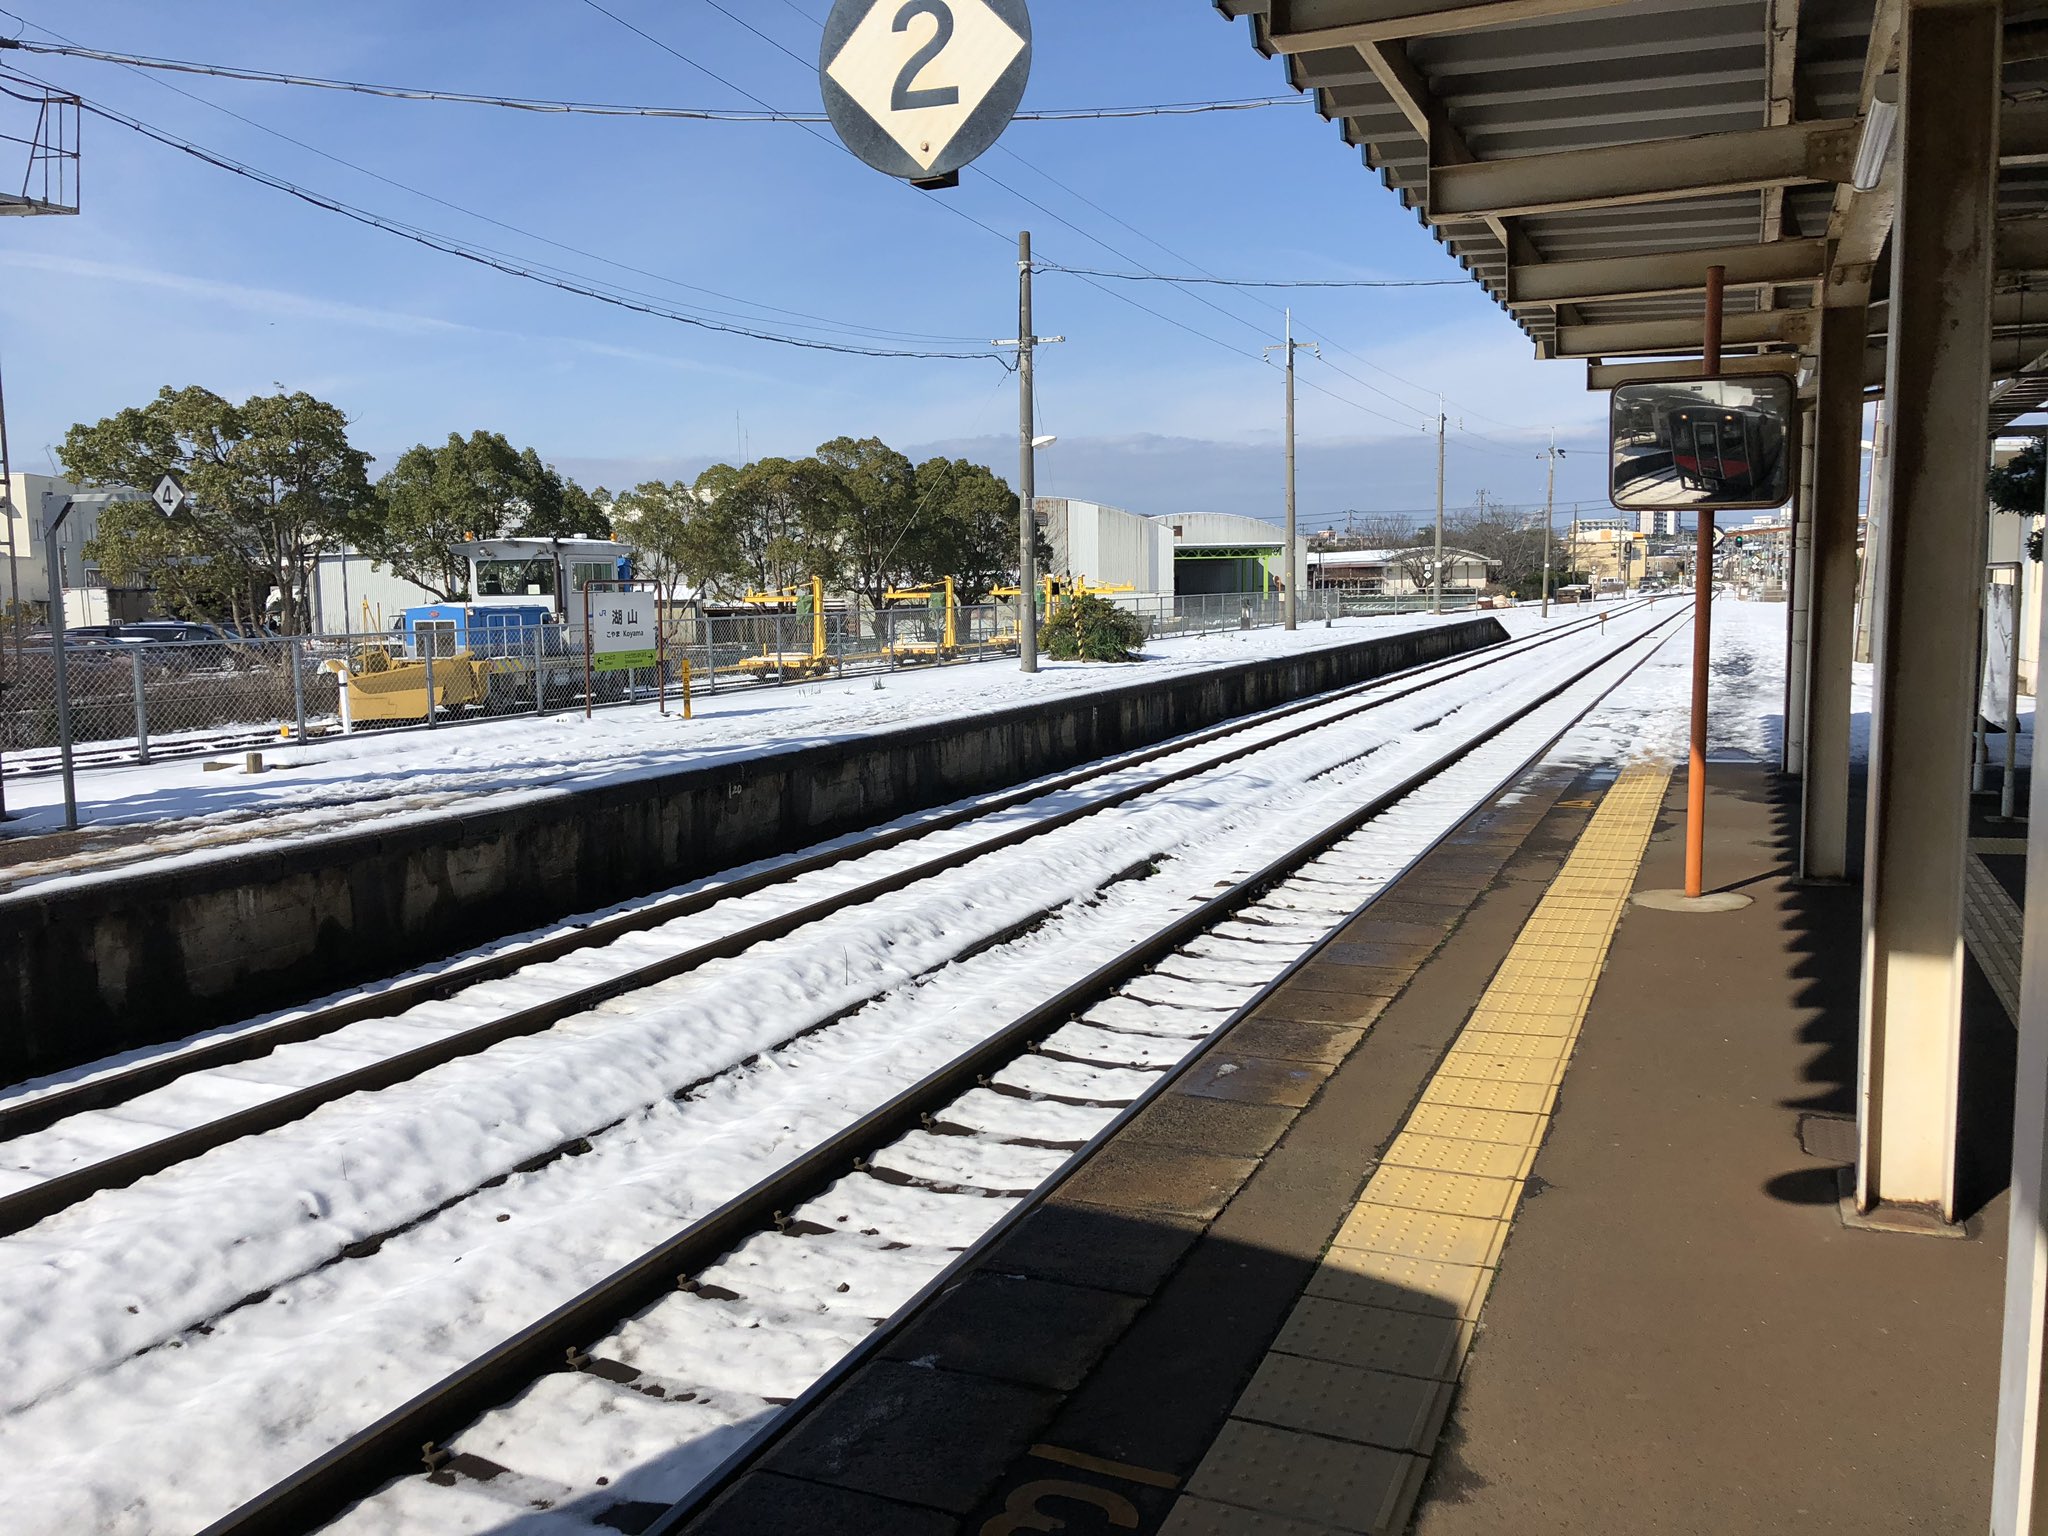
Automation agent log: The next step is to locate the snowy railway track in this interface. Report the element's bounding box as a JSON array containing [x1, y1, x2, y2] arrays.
[[153, 603, 1691, 1536], [0, 605, 1647, 1240]]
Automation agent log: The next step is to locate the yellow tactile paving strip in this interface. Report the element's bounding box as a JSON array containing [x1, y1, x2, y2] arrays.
[[1162, 762, 1673, 1536]]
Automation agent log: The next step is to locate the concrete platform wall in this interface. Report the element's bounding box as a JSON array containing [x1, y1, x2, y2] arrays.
[[0, 620, 1505, 1081]]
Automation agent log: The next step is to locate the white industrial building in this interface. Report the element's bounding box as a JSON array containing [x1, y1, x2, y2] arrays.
[[312, 549, 439, 636], [1307, 546, 1498, 596], [2, 472, 152, 623], [1035, 499, 1309, 599]]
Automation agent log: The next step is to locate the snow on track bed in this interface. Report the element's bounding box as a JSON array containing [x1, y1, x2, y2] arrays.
[[0, 614, 1482, 890], [315, 616, 1683, 1536], [0, 608, 1680, 1536], [0, 610, 1633, 1216], [0, 612, 1635, 1138]]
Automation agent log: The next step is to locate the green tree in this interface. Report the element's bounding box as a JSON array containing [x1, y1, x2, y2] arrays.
[[372, 432, 611, 599], [1988, 436, 2047, 562], [912, 456, 1026, 599], [86, 499, 265, 625], [612, 478, 742, 603], [816, 436, 917, 628], [63, 384, 375, 633], [373, 432, 525, 599], [1042, 592, 1146, 662], [716, 457, 845, 594], [511, 448, 611, 540]]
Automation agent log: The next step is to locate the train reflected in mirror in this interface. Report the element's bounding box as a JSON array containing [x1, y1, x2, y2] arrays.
[[1609, 375, 1797, 512]]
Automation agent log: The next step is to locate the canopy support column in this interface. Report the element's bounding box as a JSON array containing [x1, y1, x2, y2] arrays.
[[1856, 0, 1999, 1223], [1803, 302, 1868, 879]]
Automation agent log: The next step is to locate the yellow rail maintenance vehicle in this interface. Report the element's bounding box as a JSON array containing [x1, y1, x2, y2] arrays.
[[333, 537, 636, 726], [990, 574, 1139, 643], [882, 577, 959, 665], [735, 577, 835, 680]]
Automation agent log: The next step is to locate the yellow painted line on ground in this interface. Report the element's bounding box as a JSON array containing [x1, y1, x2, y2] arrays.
[[1162, 762, 1673, 1536]]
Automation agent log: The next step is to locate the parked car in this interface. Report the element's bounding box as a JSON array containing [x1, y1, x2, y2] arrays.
[[112, 622, 246, 671]]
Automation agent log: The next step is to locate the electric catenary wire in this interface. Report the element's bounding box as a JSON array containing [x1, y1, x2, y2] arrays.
[[0, 36, 1303, 122], [0, 66, 1006, 365], [1038, 264, 1462, 290], [0, 9, 995, 348], [681, 0, 1427, 430]]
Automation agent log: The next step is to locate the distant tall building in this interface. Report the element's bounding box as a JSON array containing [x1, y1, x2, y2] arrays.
[[1636, 509, 1683, 537]]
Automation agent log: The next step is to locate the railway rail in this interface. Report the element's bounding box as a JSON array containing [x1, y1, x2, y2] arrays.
[[113, 600, 1687, 1536], [0, 604, 1647, 1239]]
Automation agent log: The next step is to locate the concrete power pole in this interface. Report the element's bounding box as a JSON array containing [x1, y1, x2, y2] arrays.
[[1433, 400, 1447, 615], [1016, 232, 1039, 673], [1266, 311, 1319, 631], [999, 233, 1061, 674], [1542, 434, 1558, 619]]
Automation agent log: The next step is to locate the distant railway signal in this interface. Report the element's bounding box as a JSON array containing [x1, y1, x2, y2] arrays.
[[820, 0, 1032, 189]]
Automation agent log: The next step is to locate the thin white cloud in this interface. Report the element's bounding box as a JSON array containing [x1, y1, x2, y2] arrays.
[[0, 250, 478, 338]]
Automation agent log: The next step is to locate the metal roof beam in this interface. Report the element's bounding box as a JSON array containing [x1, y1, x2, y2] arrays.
[[1556, 308, 1816, 358], [1508, 238, 1828, 306], [1585, 355, 1801, 390], [1758, 0, 1802, 314], [1820, 0, 1901, 309], [1430, 120, 1862, 220], [2000, 100, 2048, 167], [2002, 218, 2048, 273], [1266, 0, 1634, 51], [1862, 328, 2048, 390]]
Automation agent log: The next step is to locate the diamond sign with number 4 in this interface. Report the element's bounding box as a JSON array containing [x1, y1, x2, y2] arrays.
[[820, 0, 1032, 182]]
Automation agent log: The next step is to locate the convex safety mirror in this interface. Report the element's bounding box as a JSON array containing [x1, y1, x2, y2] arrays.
[[1608, 375, 1797, 512]]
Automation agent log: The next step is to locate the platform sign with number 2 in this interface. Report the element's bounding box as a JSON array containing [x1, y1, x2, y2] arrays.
[[820, 0, 1033, 183]]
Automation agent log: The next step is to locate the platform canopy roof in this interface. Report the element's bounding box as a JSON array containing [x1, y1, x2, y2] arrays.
[[1211, 0, 2048, 432]]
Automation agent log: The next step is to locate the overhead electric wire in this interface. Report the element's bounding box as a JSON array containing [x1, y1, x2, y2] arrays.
[[706, 0, 1444, 434], [575, 0, 1015, 252], [0, 8, 994, 348], [707, 0, 1440, 436], [0, 64, 1004, 364], [698, 0, 1535, 455], [0, 36, 1302, 122], [1037, 264, 1462, 290]]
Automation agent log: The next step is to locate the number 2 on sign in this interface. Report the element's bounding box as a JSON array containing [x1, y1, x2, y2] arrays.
[[892, 0, 959, 111]]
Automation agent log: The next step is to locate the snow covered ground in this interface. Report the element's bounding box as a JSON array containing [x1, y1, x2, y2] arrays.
[[2, 595, 1979, 1536], [1557, 592, 1789, 767], [0, 612, 1483, 893], [0, 608, 1679, 1535]]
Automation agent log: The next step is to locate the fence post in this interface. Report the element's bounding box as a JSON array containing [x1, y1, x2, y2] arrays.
[[532, 626, 546, 717], [424, 644, 438, 729], [130, 649, 151, 766], [290, 636, 308, 745]]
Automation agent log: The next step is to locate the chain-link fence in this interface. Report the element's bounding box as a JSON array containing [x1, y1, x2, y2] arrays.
[[0, 588, 1383, 774]]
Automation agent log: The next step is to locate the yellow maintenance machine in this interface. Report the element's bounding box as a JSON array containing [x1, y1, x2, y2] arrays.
[[334, 606, 540, 726], [991, 575, 1139, 639], [881, 577, 959, 664], [736, 576, 834, 678]]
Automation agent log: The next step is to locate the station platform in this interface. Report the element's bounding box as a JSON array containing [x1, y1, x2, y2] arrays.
[[674, 757, 2018, 1536]]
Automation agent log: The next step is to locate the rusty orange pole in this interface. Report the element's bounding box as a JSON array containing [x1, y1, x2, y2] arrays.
[[1685, 265, 1726, 900]]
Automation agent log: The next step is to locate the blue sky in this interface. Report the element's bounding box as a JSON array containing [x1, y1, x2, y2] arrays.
[[0, 0, 1621, 526]]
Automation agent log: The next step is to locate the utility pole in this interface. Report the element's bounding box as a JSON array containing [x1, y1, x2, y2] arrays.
[[1433, 399, 1447, 614], [0, 349, 13, 821], [996, 233, 1061, 674], [0, 346, 18, 656], [1542, 434, 1559, 618], [1265, 310, 1319, 630]]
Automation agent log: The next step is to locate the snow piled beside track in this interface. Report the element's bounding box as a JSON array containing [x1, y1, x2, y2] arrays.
[[0, 613, 1477, 892], [0, 609, 1675, 1536]]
